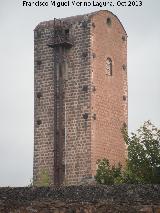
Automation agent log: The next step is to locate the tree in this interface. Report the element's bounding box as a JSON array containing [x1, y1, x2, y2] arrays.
[[123, 120, 160, 183], [95, 121, 160, 184], [95, 158, 122, 185]]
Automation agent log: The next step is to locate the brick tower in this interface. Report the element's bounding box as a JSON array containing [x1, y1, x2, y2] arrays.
[[33, 10, 128, 186]]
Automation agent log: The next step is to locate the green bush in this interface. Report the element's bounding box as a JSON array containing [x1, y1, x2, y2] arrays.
[[37, 168, 51, 186], [122, 121, 160, 184], [95, 158, 123, 185], [95, 121, 160, 184]]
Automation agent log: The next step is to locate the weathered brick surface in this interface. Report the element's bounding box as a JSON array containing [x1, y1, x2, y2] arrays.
[[34, 26, 55, 184], [90, 11, 127, 174], [0, 185, 160, 213], [34, 10, 128, 186]]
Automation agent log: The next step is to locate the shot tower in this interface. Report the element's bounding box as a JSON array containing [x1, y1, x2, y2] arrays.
[[33, 10, 128, 186]]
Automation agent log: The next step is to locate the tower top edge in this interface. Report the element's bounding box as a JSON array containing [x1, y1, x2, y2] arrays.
[[34, 10, 127, 35]]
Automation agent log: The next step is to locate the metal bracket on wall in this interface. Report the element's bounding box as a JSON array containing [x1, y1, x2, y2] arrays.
[[37, 92, 42, 99], [37, 119, 42, 126], [92, 113, 96, 120], [92, 85, 96, 92], [82, 85, 88, 92], [37, 60, 42, 66], [83, 113, 88, 120]]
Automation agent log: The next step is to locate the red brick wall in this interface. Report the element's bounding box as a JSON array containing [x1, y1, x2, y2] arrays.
[[64, 17, 92, 185], [33, 11, 128, 186], [34, 16, 92, 186], [34, 26, 55, 185], [90, 11, 127, 175]]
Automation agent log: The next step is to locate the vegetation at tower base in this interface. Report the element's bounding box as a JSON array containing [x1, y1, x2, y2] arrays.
[[95, 121, 160, 184], [36, 168, 51, 186], [95, 159, 123, 184]]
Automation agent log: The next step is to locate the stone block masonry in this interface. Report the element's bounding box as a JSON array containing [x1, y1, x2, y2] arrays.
[[34, 10, 128, 186], [0, 185, 160, 212]]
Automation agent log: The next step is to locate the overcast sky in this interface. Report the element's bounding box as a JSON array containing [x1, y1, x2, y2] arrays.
[[0, 0, 160, 186]]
